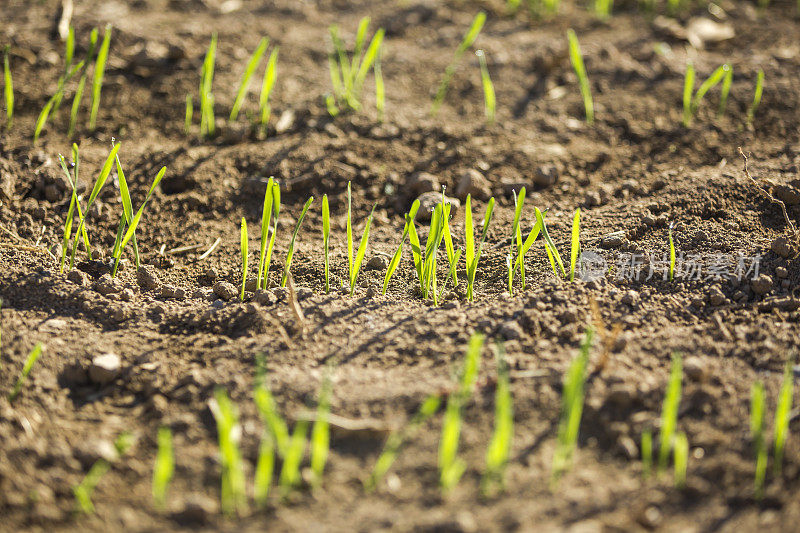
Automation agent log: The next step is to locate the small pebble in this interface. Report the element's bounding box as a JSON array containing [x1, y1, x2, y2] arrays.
[[212, 281, 237, 301], [89, 353, 121, 385], [137, 265, 160, 290], [365, 255, 387, 271], [750, 274, 773, 296]]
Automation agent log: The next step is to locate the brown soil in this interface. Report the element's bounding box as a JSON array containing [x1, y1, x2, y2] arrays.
[[2, 0, 800, 531]]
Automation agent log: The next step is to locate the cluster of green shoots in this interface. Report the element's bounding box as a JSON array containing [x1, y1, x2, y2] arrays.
[[431, 12, 486, 115], [641, 352, 687, 488], [327, 17, 385, 118], [34, 25, 111, 142], [750, 357, 795, 499], [74, 432, 134, 513], [475, 49, 496, 125], [683, 62, 764, 127]]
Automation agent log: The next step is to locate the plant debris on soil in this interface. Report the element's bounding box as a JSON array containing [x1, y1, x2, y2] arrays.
[[1, 0, 800, 531]]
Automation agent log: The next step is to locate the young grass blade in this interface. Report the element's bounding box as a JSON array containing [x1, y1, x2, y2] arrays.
[[350, 17, 371, 87], [408, 212, 424, 290], [152, 426, 174, 511], [184, 94, 193, 134], [668, 223, 676, 282], [750, 380, 767, 499], [68, 72, 87, 138], [88, 25, 111, 131], [58, 161, 78, 273], [657, 353, 683, 472], [773, 357, 794, 475], [641, 429, 653, 478], [482, 341, 513, 495], [551, 328, 594, 482], [747, 69, 764, 126], [116, 166, 166, 257], [346, 182, 354, 281], [513, 215, 544, 272], [673, 431, 688, 489], [33, 99, 54, 143], [466, 197, 495, 301], [322, 193, 330, 293], [352, 29, 385, 101], [65, 27, 75, 73], [431, 12, 486, 114], [383, 201, 420, 295], [280, 196, 314, 288], [350, 205, 376, 296], [569, 208, 580, 282], [254, 434, 274, 508], [230, 37, 268, 121], [682, 61, 695, 127], [3, 45, 13, 129], [566, 29, 594, 125], [366, 394, 441, 492], [112, 154, 139, 274], [464, 195, 475, 276], [375, 47, 384, 122], [259, 47, 279, 130], [535, 207, 565, 278], [257, 178, 275, 290], [594, 0, 613, 19], [506, 254, 513, 295], [476, 49, 496, 125], [691, 64, 726, 116], [8, 343, 42, 402], [441, 193, 458, 288], [510, 188, 526, 284], [279, 420, 309, 497], [717, 64, 732, 118], [73, 459, 110, 513], [262, 183, 281, 288], [310, 374, 332, 487], [209, 388, 247, 516], [200, 33, 217, 137], [254, 386, 290, 457], [240, 217, 248, 301]]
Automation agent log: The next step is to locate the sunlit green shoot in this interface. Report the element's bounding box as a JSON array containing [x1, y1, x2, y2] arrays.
[[383, 200, 420, 295], [230, 37, 268, 121], [535, 207, 565, 278], [254, 434, 274, 508], [439, 332, 485, 492], [152, 426, 174, 511], [482, 341, 513, 495], [366, 394, 441, 492], [668, 223, 676, 281], [773, 357, 794, 475], [254, 385, 290, 457], [184, 94, 193, 134], [280, 196, 314, 288], [328, 17, 385, 115], [682, 62, 695, 128], [73, 458, 109, 513], [259, 47, 279, 131], [310, 374, 332, 487], [567, 29, 594, 125], [641, 428, 653, 478], [8, 343, 42, 402], [594, 0, 613, 19], [509, 188, 526, 291], [240, 217, 248, 301], [210, 388, 247, 516], [67, 69, 87, 138], [346, 182, 375, 295], [257, 178, 276, 290], [750, 380, 767, 499], [673, 431, 688, 488], [375, 46, 384, 122], [718, 64, 733, 118], [432, 12, 485, 115], [657, 353, 683, 472], [322, 194, 331, 293], [279, 420, 309, 497], [747, 69, 764, 125], [506, 254, 513, 295], [88, 24, 111, 131], [111, 152, 140, 272], [475, 49, 495, 125], [465, 195, 495, 301], [3, 45, 12, 129], [551, 328, 594, 482], [570, 208, 580, 282], [199, 33, 217, 138]]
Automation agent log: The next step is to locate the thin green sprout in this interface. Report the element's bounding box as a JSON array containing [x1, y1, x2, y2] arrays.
[[112, 153, 140, 273], [773, 357, 794, 475], [482, 341, 513, 495], [657, 353, 683, 473], [673, 431, 688, 488], [230, 37, 268, 121], [3, 45, 13, 129], [254, 433, 275, 508], [465, 195, 495, 301], [594, 0, 613, 19], [73, 459, 110, 513], [261, 182, 281, 289], [322, 194, 331, 293], [8, 343, 43, 402], [199, 33, 217, 138], [668, 223, 676, 281], [441, 190, 458, 290], [279, 420, 309, 497], [152, 426, 174, 511], [346, 182, 375, 295], [280, 196, 314, 288], [88, 24, 111, 131], [210, 388, 247, 516], [432, 12, 486, 115], [682, 62, 695, 128], [510, 188, 526, 291], [718, 64, 733, 118], [506, 254, 513, 295], [254, 385, 290, 457], [747, 69, 764, 125], [570, 208, 580, 282], [476, 49, 495, 125], [535, 207, 565, 278], [240, 217, 248, 301], [257, 178, 275, 290], [67, 71, 87, 138], [327, 17, 384, 115], [383, 200, 420, 295], [259, 47, 279, 132], [567, 29, 594, 125]]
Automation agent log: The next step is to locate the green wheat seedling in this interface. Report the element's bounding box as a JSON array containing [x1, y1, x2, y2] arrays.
[[327, 17, 385, 115], [594, 0, 613, 19], [257, 178, 278, 290], [747, 69, 764, 126], [279, 419, 309, 498], [682, 63, 728, 127], [773, 357, 794, 476], [570, 208, 580, 282], [254, 385, 290, 457], [365, 393, 441, 492], [210, 388, 247, 516], [475, 49, 495, 125], [551, 328, 594, 482], [383, 200, 421, 295], [682, 63, 695, 128], [465, 194, 495, 301], [111, 163, 167, 277], [57, 147, 91, 273], [668, 223, 676, 281], [254, 433, 275, 508], [535, 207, 566, 278], [88, 24, 111, 131], [439, 332, 485, 492], [68, 143, 120, 269], [110, 153, 140, 273], [641, 428, 653, 478], [509, 188, 526, 293], [717, 64, 733, 118], [511, 209, 547, 288], [258, 47, 279, 132], [322, 194, 331, 293], [375, 46, 384, 122], [567, 30, 594, 125], [280, 196, 314, 288], [184, 94, 192, 134], [3, 45, 13, 129], [750, 380, 767, 499], [657, 353, 683, 473], [482, 341, 513, 495], [409, 200, 448, 304], [199, 33, 217, 138], [230, 37, 268, 122], [431, 12, 486, 115], [673, 431, 688, 488], [240, 217, 248, 300], [310, 374, 332, 487], [152, 426, 174, 511], [74, 432, 133, 514], [8, 343, 42, 402], [667, 0, 687, 15], [506, 254, 513, 295], [345, 182, 375, 296]]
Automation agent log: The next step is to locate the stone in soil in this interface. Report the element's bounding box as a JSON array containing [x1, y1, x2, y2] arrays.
[[89, 353, 122, 385]]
